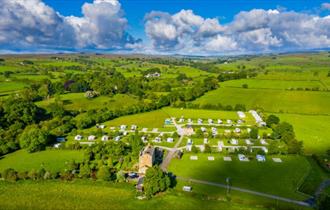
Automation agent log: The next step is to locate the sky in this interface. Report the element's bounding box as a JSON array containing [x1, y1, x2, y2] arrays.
[[1, 0, 330, 55]]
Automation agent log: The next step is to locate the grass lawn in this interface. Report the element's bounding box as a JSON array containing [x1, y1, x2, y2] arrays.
[[36, 93, 140, 111], [274, 113, 330, 154], [168, 153, 310, 200], [193, 87, 330, 115], [0, 180, 308, 210], [0, 149, 83, 173]]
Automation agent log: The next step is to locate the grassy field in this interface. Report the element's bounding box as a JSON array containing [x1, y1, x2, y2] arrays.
[[104, 109, 171, 128], [193, 87, 330, 115], [0, 81, 27, 96], [221, 79, 325, 90], [274, 113, 330, 154], [299, 156, 329, 195], [169, 153, 310, 199], [0, 180, 308, 210], [0, 150, 83, 173], [36, 93, 140, 111]]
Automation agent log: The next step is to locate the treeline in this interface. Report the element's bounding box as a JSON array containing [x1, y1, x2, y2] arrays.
[[266, 115, 303, 154], [175, 102, 247, 112], [0, 96, 46, 155], [0, 139, 142, 182]]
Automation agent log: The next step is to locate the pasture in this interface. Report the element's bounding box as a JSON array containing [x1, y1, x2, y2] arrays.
[[274, 113, 330, 154], [193, 87, 330, 115], [168, 153, 310, 199], [0, 150, 83, 173], [1, 180, 291, 210], [36, 93, 140, 111], [0, 180, 307, 210], [103, 109, 170, 128], [221, 79, 325, 90]]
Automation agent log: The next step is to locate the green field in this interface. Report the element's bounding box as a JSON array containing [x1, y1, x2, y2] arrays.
[[103, 109, 170, 128], [0, 150, 83, 173], [0, 180, 307, 210], [0, 81, 27, 96], [169, 153, 310, 199], [193, 87, 330, 115], [274, 113, 330, 154], [36, 93, 140, 111], [221, 79, 325, 90]]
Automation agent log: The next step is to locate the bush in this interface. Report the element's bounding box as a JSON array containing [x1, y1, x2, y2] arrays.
[[2, 168, 18, 182], [242, 84, 248, 88], [144, 166, 171, 199]]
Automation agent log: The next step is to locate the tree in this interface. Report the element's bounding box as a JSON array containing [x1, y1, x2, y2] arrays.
[[266, 115, 280, 127], [317, 191, 330, 210], [273, 122, 295, 142], [234, 104, 246, 111], [2, 168, 18, 182], [204, 144, 212, 153], [191, 145, 199, 153], [249, 127, 259, 139], [144, 166, 171, 198], [96, 165, 111, 181], [287, 139, 303, 154], [19, 125, 50, 153], [79, 163, 91, 178]]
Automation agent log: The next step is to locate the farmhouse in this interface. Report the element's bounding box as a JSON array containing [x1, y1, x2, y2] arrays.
[[217, 119, 223, 124], [198, 118, 203, 124], [138, 145, 155, 174], [114, 136, 121, 141], [145, 72, 161, 78]]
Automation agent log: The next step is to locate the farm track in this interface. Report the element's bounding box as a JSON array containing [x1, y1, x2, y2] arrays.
[[177, 177, 312, 207], [161, 118, 184, 171]]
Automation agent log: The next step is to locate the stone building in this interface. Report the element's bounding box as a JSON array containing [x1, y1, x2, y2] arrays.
[[138, 145, 155, 174]]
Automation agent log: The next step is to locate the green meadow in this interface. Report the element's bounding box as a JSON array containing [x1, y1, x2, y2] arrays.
[[169, 153, 310, 199], [36, 93, 140, 112], [193, 87, 330, 115], [221, 79, 325, 90], [274, 113, 330, 154], [0, 180, 299, 210], [0, 150, 83, 173]]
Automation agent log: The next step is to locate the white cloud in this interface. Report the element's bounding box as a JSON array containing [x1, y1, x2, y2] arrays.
[[0, 0, 139, 50], [322, 3, 330, 10], [144, 8, 330, 54]]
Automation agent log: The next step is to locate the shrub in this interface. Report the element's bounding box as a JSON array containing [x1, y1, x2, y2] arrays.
[[2, 168, 18, 182]]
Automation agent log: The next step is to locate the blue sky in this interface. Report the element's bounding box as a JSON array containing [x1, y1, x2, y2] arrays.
[[1, 0, 330, 54], [43, 0, 329, 39]]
